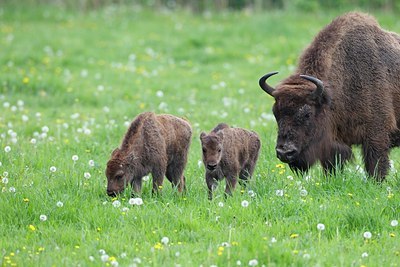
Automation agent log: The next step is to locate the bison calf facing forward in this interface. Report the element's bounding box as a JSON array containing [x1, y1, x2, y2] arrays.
[[105, 112, 192, 196], [200, 123, 261, 200], [259, 12, 400, 181]]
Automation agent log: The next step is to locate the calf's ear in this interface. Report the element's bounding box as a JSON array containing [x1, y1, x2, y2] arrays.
[[111, 148, 120, 156], [200, 132, 206, 140]]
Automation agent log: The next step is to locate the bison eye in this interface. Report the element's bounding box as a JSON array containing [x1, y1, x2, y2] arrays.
[[218, 148, 222, 153]]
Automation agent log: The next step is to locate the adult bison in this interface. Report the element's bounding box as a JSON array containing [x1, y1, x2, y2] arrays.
[[259, 12, 400, 181]]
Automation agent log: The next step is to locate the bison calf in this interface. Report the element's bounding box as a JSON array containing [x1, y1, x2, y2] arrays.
[[200, 123, 261, 200], [105, 112, 192, 196]]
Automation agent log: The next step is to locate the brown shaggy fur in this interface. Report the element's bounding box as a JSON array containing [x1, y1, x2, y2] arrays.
[[259, 12, 400, 181], [200, 123, 261, 199], [105, 112, 192, 196]]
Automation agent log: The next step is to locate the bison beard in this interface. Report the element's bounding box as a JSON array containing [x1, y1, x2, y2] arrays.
[[259, 12, 400, 181]]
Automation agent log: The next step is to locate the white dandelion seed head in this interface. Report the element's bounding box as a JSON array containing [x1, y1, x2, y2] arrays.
[[112, 200, 121, 208], [241, 200, 249, 208], [2, 177, 9, 184], [88, 160, 95, 167], [317, 223, 325, 231], [300, 189, 308, 197], [221, 242, 230, 247], [133, 257, 141, 264], [236, 260, 242, 266], [40, 214, 47, 221], [100, 254, 109, 262], [56, 201, 64, 207], [391, 220, 398, 227], [129, 198, 143, 206], [361, 252, 368, 258], [287, 175, 294, 180], [275, 189, 284, 197], [84, 172, 91, 179], [41, 126, 49, 133], [9, 187, 16, 193], [4, 146, 11, 153], [30, 138, 37, 144], [271, 237, 277, 243], [72, 155, 79, 161], [161, 236, 169, 245], [50, 166, 57, 173], [110, 260, 119, 267], [142, 175, 150, 182], [99, 249, 106, 255], [248, 190, 256, 198], [22, 115, 29, 122], [218, 202, 224, 207], [3, 172, 9, 177], [363, 231, 372, 239], [156, 90, 164, 97], [248, 259, 258, 266], [303, 253, 311, 259], [122, 207, 129, 212], [89, 256, 95, 262]]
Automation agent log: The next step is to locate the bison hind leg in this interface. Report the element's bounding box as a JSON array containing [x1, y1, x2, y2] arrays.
[[166, 161, 186, 193]]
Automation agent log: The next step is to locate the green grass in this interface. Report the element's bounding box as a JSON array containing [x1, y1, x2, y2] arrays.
[[1, 5, 400, 266]]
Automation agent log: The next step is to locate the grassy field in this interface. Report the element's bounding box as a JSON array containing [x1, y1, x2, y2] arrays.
[[1, 4, 400, 267]]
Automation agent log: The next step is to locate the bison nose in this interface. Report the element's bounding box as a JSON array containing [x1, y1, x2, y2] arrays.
[[207, 163, 217, 171], [107, 190, 116, 197], [276, 146, 298, 163]]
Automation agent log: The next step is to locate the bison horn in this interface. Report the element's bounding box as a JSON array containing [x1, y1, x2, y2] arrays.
[[299, 74, 324, 98], [259, 71, 278, 96]]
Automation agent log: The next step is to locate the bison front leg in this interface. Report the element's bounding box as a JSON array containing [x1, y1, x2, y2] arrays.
[[206, 173, 218, 200], [151, 166, 166, 195], [321, 143, 352, 174], [131, 178, 143, 196], [224, 174, 238, 198], [362, 137, 390, 182]]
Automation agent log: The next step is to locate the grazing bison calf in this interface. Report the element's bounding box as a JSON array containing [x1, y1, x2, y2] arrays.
[[105, 112, 192, 196], [200, 123, 261, 199], [259, 12, 400, 181]]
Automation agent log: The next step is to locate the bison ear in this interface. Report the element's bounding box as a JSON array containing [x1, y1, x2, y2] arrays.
[[300, 74, 330, 106], [111, 148, 120, 156], [200, 132, 206, 141]]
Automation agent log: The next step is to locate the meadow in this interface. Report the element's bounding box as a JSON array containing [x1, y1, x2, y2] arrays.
[[1, 4, 400, 266]]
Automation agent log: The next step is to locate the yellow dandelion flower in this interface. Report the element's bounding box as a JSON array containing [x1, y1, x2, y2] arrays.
[[347, 193, 353, 197], [109, 256, 116, 262], [355, 202, 360, 206], [10, 253, 15, 256], [292, 250, 299, 254], [290, 233, 299, 239], [22, 77, 29, 84], [23, 198, 30, 202], [28, 225, 36, 231], [97, 227, 101, 232], [390, 233, 396, 237], [217, 246, 224, 256], [38, 247, 45, 252], [139, 103, 146, 109], [75, 245, 80, 249], [154, 242, 162, 250], [388, 193, 394, 199], [232, 241, 239, 246]]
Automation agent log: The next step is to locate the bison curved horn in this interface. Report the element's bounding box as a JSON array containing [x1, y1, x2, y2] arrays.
[[259, 71, 278, 96], [299, 74, 324, 98]]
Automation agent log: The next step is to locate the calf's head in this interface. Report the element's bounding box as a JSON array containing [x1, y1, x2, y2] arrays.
[[259, 72, 331, 167], [105, 148, 132, 196], [200, 132, 223, 171]]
